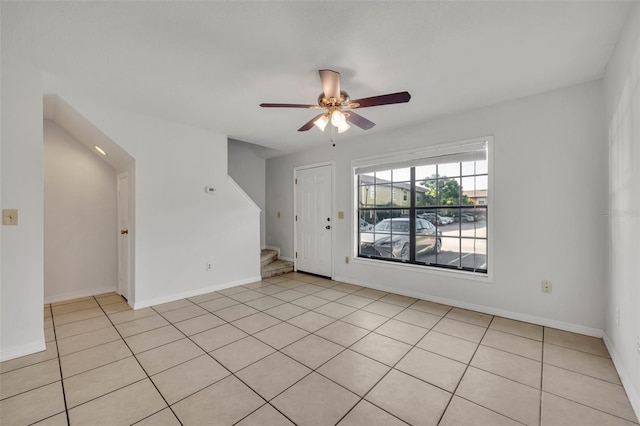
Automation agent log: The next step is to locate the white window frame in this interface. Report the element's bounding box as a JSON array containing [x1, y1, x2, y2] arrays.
[[351, 136, 494, 282]]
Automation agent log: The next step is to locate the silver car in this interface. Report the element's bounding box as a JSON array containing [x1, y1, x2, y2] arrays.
[[360, 218, 442, 260]]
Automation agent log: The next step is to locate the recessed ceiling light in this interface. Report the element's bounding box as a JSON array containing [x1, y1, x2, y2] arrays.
[[94, 146, 107, 156]]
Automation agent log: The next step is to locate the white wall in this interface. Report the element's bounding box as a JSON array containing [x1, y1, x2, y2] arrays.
[[0, 53, 45, 360], [228, 139, 266, 248], [58, 94, 261, 308], [43, 120, 118, 302], [266, 80, 607, 334], [603, 2, 640, 418]]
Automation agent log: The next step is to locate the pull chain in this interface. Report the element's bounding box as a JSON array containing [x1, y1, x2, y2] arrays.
[[330, 124, 336, 147]]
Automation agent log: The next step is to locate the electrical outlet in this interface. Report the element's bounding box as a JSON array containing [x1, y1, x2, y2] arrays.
[[615, 307, 620, 326], [206, 262, 213, 271], [2, 209, 18, 225], [636, 336, 640, 355], [541, 280, 552, 293], [345, 256, 350, 264]]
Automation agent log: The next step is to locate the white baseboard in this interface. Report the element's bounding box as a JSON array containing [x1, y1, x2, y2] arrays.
[[133, 276, 262, 309], [0, 339, 46, 362], [333, 275, 604, 337], [603, 333, 640, 422], [44, 286, 118, 304]]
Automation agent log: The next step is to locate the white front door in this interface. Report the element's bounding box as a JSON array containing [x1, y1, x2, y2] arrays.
[[295, 164, 333, 277], [117, 172, 130, 300]]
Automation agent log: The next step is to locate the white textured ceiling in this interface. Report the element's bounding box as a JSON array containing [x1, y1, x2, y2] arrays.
[[2, 1, 633, 157]]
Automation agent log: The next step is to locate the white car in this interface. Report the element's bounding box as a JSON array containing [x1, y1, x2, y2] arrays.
[[439, 215, 454, 224]]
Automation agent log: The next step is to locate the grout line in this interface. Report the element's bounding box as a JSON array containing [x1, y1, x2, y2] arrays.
[[93, 298, 186, 426], [49, 304, 71, 426], [331, 298, 452, 424], [16, 274, 635, 425], [434, 310, 488, 425]]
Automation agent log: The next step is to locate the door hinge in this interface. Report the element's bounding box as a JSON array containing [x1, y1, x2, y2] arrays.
[[294, 178, 297, 184], [295, 252, 298, 259], [295, 215, 297, 221]]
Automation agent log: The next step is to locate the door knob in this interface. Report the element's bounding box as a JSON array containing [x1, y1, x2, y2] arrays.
[[325, 225, 331, 230], [120, 229, 129, 235]]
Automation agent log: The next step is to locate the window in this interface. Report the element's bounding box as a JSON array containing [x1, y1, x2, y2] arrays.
[[356, 139, 489, 274]]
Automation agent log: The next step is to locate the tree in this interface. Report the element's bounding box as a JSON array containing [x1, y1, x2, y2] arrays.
[[420, 174, 472, 206]]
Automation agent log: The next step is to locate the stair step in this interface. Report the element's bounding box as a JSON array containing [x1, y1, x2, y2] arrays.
[[261, 259, 294, 279], [260, 249, 278, 267]]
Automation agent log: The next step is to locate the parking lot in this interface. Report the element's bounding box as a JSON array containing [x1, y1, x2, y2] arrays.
[[361, 220, 487, 270]]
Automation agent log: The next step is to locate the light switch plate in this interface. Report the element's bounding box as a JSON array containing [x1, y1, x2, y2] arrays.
[[3, 209, 18, 225]]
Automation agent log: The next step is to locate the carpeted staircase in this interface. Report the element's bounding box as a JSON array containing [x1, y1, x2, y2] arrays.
[[261, 249, 294, 279]]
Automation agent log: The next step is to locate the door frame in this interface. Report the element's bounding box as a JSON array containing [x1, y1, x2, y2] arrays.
[[117, 170, 133, 302], [293, 161, 335, 279]]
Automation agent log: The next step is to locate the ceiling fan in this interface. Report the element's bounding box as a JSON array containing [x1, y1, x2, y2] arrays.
[[260, 69, 411, 134]]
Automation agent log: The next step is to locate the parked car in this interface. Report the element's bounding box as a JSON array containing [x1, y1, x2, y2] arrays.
[[439, 215, 454, 224], [419, 213, 442, 226], [359, 218, 374, 231], [418, 213, 452, 225], [453, 213, 475, 222], [360, 218, 442, 260]]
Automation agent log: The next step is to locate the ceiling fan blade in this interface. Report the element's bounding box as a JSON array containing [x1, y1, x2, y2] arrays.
[[351, 91, 411, 108], [319, 69, 341, 100], [298, 113, 326, 132], [346, 111, 376, 130], [260, 103, 317, 108]]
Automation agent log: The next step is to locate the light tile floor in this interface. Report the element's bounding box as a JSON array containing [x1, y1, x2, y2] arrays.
[[1, 272, 638, 426]]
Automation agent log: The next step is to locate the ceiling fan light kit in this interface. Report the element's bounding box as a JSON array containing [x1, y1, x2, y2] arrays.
[[260, 69, 411, 143]]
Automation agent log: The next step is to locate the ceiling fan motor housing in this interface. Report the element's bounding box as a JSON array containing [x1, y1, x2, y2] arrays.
[[318, 90, 351, 108]]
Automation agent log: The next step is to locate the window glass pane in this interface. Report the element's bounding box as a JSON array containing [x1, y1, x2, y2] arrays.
[[376, 170, 391, 182], [417, 207, 437, 226], [415, 164, 436, 181], [376, 209, 393, 225], [392, 183, 411, 207], [359, 174, 376, 207], [439, 237, 461, 268], [474, 208, 487, 238], [437, 177, 461, 206], [461, 239, 487, 271], [462, 206, 483, 223], [476, 175, 488, 192], [392, 167, 411, 182], [359, 186, 374, 207], [460, 176, 476, 206], [461, 176, 475, 194], [359, 210, 374, 231], [461, 161, 475, 176], [359, 234, 378, 257], [359, 173, 375, 185], [476, 159, 488, 175], [374, 183, 392, 207], [437, 207, 455, 229], [371, 213, 395, 259], [416, 180, 436, 207], [440, 208, 460, 238], [437, 162, 460, 179], [460, 219, 477, 238]]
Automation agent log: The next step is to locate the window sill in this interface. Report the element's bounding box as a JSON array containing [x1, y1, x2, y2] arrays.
[[351, 256, 493, 283]]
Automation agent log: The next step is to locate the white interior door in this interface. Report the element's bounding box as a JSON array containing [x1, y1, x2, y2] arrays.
[[117, 172, 130, 300], [295, 164, 333, 277]]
